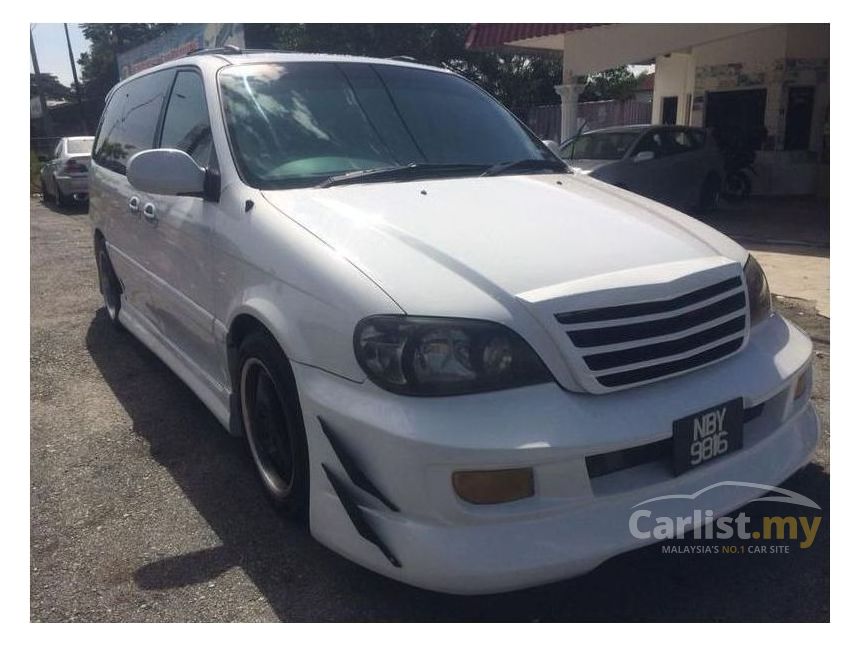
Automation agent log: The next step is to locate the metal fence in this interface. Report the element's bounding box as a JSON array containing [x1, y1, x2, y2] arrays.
[[516, 99, 653, 142]]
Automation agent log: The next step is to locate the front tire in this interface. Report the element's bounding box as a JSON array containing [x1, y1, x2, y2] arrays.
[[238, 331, 309, 519], [95, 238, 122, 328]]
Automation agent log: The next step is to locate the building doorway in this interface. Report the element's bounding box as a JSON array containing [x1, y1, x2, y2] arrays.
[[784, 86, 815, 151], [705, 88, 767, 150], [661, 96, 678, 125]]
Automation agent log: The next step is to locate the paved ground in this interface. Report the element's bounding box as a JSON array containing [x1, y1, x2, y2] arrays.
[[701, 197, 830, 317], [699, 196, 829, 248], [30, 198, 829, 622]]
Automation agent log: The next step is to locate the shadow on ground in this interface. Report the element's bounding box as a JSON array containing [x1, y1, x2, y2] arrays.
[[34, 195, 89, 217], [85, 308, 829, 621], [697, 196, 829, 249]]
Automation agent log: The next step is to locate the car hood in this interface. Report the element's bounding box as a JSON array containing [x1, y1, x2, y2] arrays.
[[566, 158, 617, 174], [261, 173, 745, 318]]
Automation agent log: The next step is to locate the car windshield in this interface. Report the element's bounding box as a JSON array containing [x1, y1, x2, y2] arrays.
[[218, 62, 558, 188], [569, 131, 641, 161], [66, 138, 93, 154]]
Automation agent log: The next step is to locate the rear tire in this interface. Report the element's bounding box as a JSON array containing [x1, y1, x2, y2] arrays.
[[237, 331, 309, 519], [40, 178, 53, 203], [722, 171, 752, 203], [95, 237, 122, 329], [697, 172, 722, 212], [56, 182, 72, 208]]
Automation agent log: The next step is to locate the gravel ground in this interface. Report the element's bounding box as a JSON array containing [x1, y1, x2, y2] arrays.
[[30, 198, 829, 622]]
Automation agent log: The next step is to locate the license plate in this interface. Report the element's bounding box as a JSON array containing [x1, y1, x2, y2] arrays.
[[672, 398, 743, 475]]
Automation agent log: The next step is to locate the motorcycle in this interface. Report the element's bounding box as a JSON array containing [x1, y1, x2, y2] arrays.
[[722, 146, 756, 203], [715, 126, 765, 204]]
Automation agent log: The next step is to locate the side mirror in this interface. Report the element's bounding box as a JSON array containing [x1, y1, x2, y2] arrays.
[[542, 139, 561, 156], [127, 148, 205, 197], [633, 150, 656, 163]]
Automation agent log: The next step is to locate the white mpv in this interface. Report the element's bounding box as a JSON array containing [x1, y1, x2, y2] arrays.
[[90, 50, 819, 594]]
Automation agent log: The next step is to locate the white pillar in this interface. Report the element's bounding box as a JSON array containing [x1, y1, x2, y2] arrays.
[[555, 80, 585, 142]]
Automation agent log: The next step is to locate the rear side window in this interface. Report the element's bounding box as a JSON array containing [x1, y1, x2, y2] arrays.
[[666, 129, 700, 153], [159, 71, 213, 167], [558, 140, 573, 160], [93, 70, 173, 174], [633, 131, 668, 156], [688, 129, 706, 148]]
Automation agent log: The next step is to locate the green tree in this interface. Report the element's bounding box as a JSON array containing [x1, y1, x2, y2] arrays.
[[246, 23, 561, 109], [77, 23, 564, 111], [30, 73, 70, 101], [578, 66, 639, 102], [77, 23, 175, 103]]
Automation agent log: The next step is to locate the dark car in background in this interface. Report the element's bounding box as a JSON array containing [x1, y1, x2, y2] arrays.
[[557, 125, 723, 213]]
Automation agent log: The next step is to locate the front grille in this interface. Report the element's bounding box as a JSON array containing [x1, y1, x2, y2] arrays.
[[556, 275, 748, 389]]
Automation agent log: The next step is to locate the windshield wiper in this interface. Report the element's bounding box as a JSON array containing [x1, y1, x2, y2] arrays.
[[480, 158, 569, 177], [317, 163, 487, 188]]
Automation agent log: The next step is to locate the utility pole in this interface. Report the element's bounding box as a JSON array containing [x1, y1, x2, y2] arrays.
[[30, 26, 55, 139], [64, 23, 88, 134]]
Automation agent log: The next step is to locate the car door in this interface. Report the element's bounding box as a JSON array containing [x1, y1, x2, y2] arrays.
[[621, 129, 674, 200], [91, 69, 175, 326], [661, 128, 705, 208], [142, 68, 220, 380]]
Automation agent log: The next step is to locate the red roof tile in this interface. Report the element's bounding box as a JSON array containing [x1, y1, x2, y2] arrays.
[[464, 23, 607, 50]]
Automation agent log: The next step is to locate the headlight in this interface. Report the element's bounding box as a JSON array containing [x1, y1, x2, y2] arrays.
[[744, 255, 772, 326], [354, 316, 553, 395]]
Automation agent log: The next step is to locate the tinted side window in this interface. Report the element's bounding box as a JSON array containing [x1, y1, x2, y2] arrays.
[[633, 132, 665, 156], [688, 129, 706, 148], [666, 129, 698, 154], [93, 70, 173, 174], [159, 71, 213, 167], [559, 141, 573, 160]]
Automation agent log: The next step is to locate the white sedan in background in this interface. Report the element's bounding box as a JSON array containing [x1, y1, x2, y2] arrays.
[[558, 125, 723, 213], [40, 136, 94, 207]]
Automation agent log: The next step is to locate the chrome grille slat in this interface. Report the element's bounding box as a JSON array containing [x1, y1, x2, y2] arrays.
[[555, 271, 749, 390], [595, 338, 744, 387], [568, 292, 746, 348], [559, 285, 746, 330], [568, 309, 748, 354], [571, 309, 745, 355], [587, 328, 746, 375], [555, 276, 742, 325]]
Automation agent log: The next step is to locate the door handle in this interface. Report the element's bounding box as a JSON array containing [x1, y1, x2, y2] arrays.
[[142, 203, 157, 223], [128, 196, 140, 213]]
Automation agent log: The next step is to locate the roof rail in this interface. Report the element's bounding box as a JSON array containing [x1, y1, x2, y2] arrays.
[[388, 55, 417, 62], [185, 44, 244, 57]]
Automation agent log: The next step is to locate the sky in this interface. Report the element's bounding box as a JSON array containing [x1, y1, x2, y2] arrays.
[[29, 23, 90, 87]]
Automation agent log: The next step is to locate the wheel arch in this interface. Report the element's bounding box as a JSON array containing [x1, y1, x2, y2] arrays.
[[224, 302, 300, 437]]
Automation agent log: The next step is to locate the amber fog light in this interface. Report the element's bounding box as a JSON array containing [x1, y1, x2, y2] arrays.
[[452, 468, 534, 505]]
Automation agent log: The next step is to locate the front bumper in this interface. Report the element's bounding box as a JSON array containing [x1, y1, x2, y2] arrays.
[[295, 313, 819, 594]]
